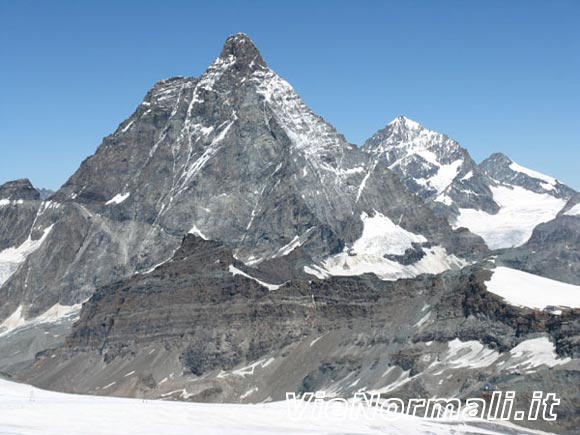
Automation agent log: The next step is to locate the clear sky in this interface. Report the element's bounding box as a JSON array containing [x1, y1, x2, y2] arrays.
[[1, 0, 579, 190]]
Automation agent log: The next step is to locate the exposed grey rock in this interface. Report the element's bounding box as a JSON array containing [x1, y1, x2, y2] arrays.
[[480, 153, 576, 199], [499, 194, 580, 285], [36, 188, 55, 200], [0, 179, 43, 286], [0, 33, 484, 324], [14, 234, 580, 434], [0, 179, 40, 201], [363, 116, 499, 217]]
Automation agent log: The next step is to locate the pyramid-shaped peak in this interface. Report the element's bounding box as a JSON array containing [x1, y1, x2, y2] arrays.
[[486, 152, 512, 163], [219, 33, 266, 71], [388, 115, 423, 130]]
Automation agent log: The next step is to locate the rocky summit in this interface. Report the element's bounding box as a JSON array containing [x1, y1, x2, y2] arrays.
[[0, 33, 484, 324], [363, 117, 577, 251], [363, 116, 498, 217], [0, 33, 579, 435]]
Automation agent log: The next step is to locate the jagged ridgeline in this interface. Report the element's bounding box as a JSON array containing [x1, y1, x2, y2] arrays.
[[0, 33, 485, 323], [0, 33, 579, 435]]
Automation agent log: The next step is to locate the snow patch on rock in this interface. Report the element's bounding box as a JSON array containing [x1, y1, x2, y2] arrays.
[[0, 224, 54, 286], [485, 266, 580, 310]]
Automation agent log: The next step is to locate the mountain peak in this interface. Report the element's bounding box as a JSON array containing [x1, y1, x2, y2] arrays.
[[483, 152, 512, 165], [219, 33, 266, 71], [0, 178, 40, 201], [388, 115, 422, 130], [480, 153, 575, 199]]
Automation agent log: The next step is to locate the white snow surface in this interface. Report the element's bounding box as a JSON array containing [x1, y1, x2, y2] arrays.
[[189, 225, 208, 240], [322, 245, 465, 281], [454, 185, 566, 249], [228, 265, 281, 291], [352, 211, 427, 256], [368, 117, 465, 195], [503, 337, 571, 370], [564, 203, 580, 217], [440, 339, 500, 369], [273, 227, 315, 258], [105, 192, 130, 205], [315, 211, 465, 280], [0, 224, 54, 286], [509, 161, 557, 187], [0, 302, 82, 337], [0, 378, 544, 435], [0, 199, 24, 207], [485, 267, 580, 310]]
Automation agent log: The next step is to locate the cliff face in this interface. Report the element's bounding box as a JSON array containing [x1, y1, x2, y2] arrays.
[[0, 179, 44, 287], [16, 234, 579, 433], [2, 33, 579, 435], [499, 194, 580, 285], [0, 34, 484, 324]]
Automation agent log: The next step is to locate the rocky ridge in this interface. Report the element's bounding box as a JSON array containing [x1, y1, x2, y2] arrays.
[[0, 34, 484, 325]]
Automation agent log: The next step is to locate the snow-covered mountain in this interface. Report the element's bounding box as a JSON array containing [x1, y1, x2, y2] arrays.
[[363, 116, 498, 217], [499, 193, 580, 285], [480, 152, 575, 199], [0, 34, 484, 328], [1, 34, 579, 435], [363, 117, 577, 250], [455, 153, 575, 249]]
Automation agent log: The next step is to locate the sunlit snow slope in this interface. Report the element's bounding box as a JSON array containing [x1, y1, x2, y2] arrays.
[[485, 267, 580, 310], [0, 379, 548, 435], [454, 185, 566, 249]]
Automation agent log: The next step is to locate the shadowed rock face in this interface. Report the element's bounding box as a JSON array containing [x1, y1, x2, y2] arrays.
[[0, 179, 44, 286], [0, 179, 40, 201], [63, 236, 580, 362], [0, 33, 486, 323], [0, 180, 41, 250]]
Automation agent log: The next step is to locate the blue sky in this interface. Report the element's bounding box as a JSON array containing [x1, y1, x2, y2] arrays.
[[1, 0, 579, 190]]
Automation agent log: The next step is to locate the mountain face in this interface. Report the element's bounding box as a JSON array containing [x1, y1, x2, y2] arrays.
[[1, 34, 579, 435], [499, 193, 580, 285], [0, 34, 484, 326], [455, 153, 575, 250], [36, 188, 55, 201], [0, 179, 41, 201], [363, 118, 577, 250], [17, 234, 580, 434], [0, 179, 44, 286], [480, 153, 575, 199], [363, 116, 498, 217]]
